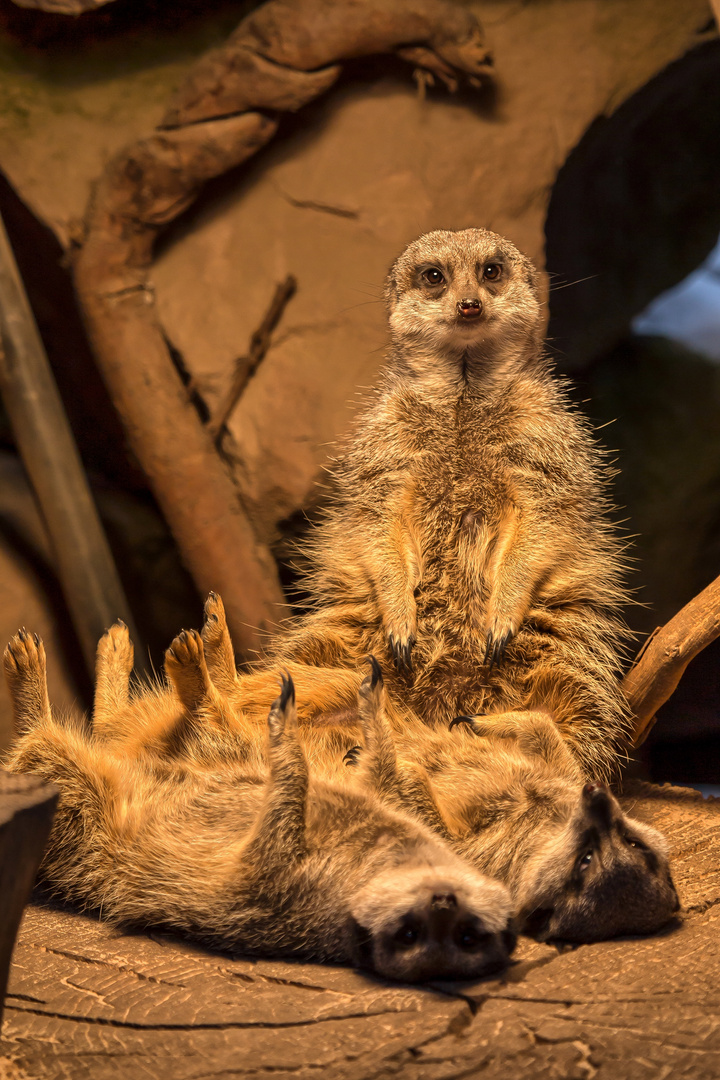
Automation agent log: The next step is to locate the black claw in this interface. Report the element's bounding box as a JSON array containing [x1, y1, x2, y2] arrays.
[[208, 590, 218, 601], [449, 714, 476, 732], [117, 619, 126, 629], [484, 629, 513, 670], [278, 671, 295, 710], [33, 633, 40, 646], [389, 634, 415, 674], [366, 655, 383, 689], [343, 744, 362, 767]]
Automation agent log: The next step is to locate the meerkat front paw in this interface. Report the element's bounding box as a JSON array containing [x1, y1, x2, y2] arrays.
[[483, 621, 516, 669], [386, 628, 416, 673]]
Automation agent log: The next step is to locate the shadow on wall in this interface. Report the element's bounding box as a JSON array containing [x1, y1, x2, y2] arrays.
[[544, 37, 720, 784]]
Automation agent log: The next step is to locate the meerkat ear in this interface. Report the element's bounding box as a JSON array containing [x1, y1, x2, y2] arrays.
[[384, 272, 400, 309]]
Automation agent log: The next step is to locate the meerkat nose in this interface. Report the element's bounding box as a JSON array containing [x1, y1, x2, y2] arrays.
[[457, 298, 482, 319], [431, 892, 457, 909]]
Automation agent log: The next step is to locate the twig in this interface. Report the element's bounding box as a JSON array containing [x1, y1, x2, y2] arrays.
[[624, 573, 720, 747], [209, 274, 297, 445]]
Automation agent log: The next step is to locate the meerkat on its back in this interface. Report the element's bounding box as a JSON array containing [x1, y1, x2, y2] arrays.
[[3, 630, 515, 983], [347, 670, 680, 944], [263, 228, 632, 779]]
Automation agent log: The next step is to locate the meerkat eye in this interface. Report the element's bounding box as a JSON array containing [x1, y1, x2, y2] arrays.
[[483, 263, 502, 281], [624, 835, 647, 851], [393, 925, 420, 947], [577, 849, 593, 872], [455, 925, 491, 951], [422, 267, 445, 286]]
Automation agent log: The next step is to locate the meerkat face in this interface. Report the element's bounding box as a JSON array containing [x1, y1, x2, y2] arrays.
[[385, 228, 542, 365], [349, 861, 515, 982], [515, 783, 680, 943]]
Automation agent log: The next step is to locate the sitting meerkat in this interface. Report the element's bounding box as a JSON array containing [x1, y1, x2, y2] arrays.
[[164, 228, 633, 781], [81, 612, 678, 945], [2, 630, 515, 983]]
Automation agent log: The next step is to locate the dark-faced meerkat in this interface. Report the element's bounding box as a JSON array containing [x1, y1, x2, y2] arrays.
[[175, 230, 632, 781], [348, 662, 680, 943], [3, 630, 515, 983], [84, 611, 678, 945]]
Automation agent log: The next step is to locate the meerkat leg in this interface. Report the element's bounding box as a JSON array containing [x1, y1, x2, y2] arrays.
[[200, 592, 238, 694], [165, 630, 215, 714], [450, 710, 581, 777], [241, 675, 308, 865], [93, 622, 134, 736], [353, 658, 452, 839], [365, 491, 422, 673], [482, 501, 552, 667], [3, 630, 52, 735]]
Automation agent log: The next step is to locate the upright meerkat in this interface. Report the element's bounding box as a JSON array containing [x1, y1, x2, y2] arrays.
[[196, 230, 632, 780], [3, 630, 515, 983]]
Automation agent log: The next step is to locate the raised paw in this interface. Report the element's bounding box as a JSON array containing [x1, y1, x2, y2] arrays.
[[267, 672, 296, 742], [343, 744, 362, 767], [4, 628, 46, 682], [4, 628, 51, 733], [96, 621, 133, 672], [201, 592, 237, 692], [483, 625, 515, 670], [387, 632, 415, 674], [165, 629, 212, 712]]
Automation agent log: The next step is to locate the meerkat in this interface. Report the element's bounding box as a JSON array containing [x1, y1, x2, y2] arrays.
[[3, 630, 515, 983], [159, 230, 632, 781], [80, 612, 678, 945], [347, 661, 680, 943]]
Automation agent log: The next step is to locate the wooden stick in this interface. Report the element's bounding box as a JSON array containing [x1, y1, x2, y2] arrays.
[[72, 1, 492, 661], [209, 275, 297, 445], [0, 771, 58, 1030], [0, 212, 144, 676], [624, 572, 720, 747]]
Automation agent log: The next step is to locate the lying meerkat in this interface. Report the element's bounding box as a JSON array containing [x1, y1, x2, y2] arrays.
[[161, 229, 633, 780], [83, 613, 679, 945], [3, 629, 515, 983], [347, 662, 680, 943]]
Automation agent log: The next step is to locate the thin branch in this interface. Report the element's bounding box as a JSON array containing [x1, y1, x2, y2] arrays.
[[624, 573, 720, 747], [209, 274, 297, 445]]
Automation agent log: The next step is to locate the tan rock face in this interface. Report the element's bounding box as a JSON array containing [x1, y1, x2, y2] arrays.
[[149, 0, 709, 544]]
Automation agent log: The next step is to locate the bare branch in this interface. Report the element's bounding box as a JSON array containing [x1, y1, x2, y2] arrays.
[[624, 573, 720, 747], [209, 274, 297, 445]]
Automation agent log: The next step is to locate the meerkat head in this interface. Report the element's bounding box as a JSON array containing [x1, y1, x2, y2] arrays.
[[349, 860, 515, 982], [515, 783, 680, 943], [385, 228, 542, 374]]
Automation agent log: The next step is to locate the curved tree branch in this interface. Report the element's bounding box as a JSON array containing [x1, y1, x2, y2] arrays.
[[72, 0, 493, 659], [624, 573, 720, 747]]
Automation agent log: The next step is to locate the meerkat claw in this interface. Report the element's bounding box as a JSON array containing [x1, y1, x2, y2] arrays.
[[367, 655, 384, 689], [343, 745, 362, 767], [484, 629, 513, 670], [389, 635, 415, 674], [449, 714, 486, 734], [278, 671, 295, 711]]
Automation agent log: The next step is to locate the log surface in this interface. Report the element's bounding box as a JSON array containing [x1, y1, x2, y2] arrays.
[[2, 784, 719, 1078]]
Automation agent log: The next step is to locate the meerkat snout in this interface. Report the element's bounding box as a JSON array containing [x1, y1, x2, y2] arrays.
[[457, 297, 482, 319]]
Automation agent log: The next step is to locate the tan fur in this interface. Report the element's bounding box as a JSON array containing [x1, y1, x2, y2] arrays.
[[78, 610, 679, 945], [3, 630, 515, 983], [179, 229, 631, 781]]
